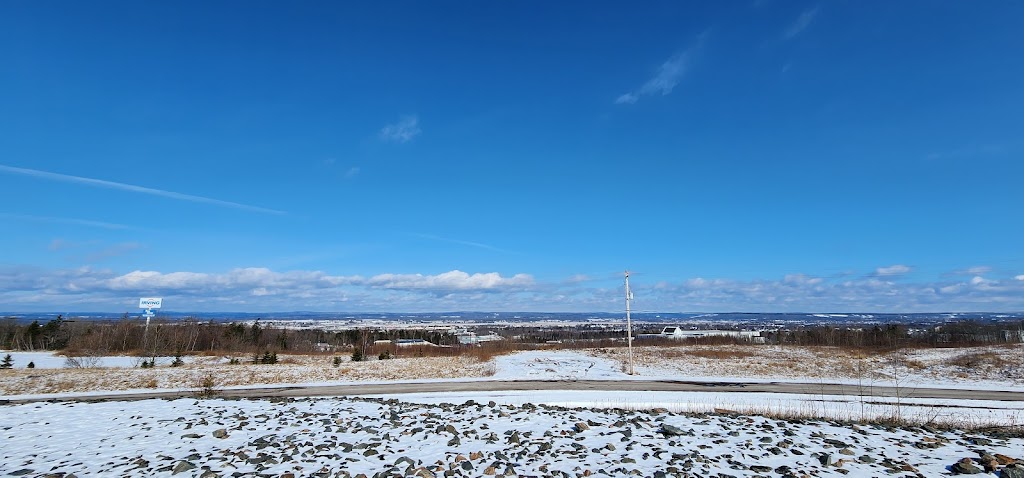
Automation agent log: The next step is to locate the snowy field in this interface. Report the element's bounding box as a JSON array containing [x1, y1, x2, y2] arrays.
[[2, 346, 1024, 477], [3, 347, 1024, 421], [588, 343, 1024, 390], [2, 396, 1023, 478]]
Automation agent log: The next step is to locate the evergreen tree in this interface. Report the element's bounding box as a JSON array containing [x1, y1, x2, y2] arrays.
[[27, 361, 35, 369], [0, 354, 13, 369]]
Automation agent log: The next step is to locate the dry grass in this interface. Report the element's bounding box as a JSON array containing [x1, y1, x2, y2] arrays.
[[0, 354, 495, 396], [586, 343, 1024, 385], [945, 352, 1011, 369], [682, 349, 756, 360]]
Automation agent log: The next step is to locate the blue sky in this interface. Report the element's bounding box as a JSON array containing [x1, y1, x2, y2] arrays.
[[2, 1, 1023, 312]]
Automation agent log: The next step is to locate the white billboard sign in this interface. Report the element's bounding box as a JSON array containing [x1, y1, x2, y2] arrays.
[[139, 297, 163, 309]]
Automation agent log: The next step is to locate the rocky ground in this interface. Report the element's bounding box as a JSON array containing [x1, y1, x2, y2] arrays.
[[2, 396, 1022, 478]]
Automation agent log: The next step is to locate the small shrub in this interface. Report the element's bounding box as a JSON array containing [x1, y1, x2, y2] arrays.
[[171, 353, 184, 367], [351, 348, 364, 362], [27, 361, 35, 369], [228, 357, 241, 365], [332, 356, 342, 367], [254, 351, 278, 365], [378, 350, 393, 360], [64, 355, 101, 369], [195, 373, 218, 398]]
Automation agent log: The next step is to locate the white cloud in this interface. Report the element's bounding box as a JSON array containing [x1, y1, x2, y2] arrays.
[[564, 274, 592, 284], [647, 272, 1024, 312], [953, 266, 992, 276], [379, 115, 421, 143], [0, 266, 535, 311], [875, 264, 912, 277], [783, 273, 823, 285], [614, 93, 638, 105], [367, 270, 533, 292], [0, 165, 284, 215], [784, 7, 819, 39], [616, 32, 710, 105], [616, 51, 691, 105], [345, 167, 360, 179], [4, 265, 1024, 313]]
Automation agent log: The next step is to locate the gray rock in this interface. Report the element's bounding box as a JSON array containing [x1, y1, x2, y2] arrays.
[[574, 422, 590, 432], [1002, 464, 1024, 478], [212, 429, 229, 439], [172, 461, 196, 475], [660, 424, 685, 436], [952, 459, 982, 474], [823, 438, 849, 448]]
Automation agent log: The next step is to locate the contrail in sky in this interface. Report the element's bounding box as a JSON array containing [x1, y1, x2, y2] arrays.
[[0, 164, 286, 215]]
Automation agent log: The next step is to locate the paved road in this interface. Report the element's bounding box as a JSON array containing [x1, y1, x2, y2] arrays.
[[4, 379, 1021, 404]]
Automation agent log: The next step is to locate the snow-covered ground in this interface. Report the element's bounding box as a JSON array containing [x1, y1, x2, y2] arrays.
[[3, 347, 1023, 429], [589, 343, 1024, 390], [2, 346, 1024, 476], [2, 396, 1022, 478], [0, 350, 181, 369]]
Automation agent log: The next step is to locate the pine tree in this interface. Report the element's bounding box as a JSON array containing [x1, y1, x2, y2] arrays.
[[0, 354, 13, 369]]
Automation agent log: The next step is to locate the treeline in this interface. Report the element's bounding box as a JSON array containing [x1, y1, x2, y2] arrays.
[[769, 321, 1024, 348], [0, 316, 456, 356]]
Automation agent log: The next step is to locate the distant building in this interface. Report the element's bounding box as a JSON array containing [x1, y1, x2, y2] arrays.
[[395, 338, 435, 347], [659, 327, 765, 343], [456, 332, 504, 345]]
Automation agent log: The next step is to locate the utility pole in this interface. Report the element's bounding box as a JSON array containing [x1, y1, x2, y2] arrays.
[[625, 270, 634, 375]]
